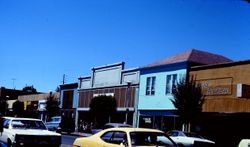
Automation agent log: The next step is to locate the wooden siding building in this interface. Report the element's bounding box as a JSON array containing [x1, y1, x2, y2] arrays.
[[77, 62, 140, 128], [78, 85, 136, 108], [190, 60, 250, 147], [190, 60, 250, 113]]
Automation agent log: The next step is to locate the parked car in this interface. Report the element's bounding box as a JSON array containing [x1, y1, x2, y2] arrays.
[[91, 122, 132, 134], [45, 116, 61, 131], [0, 117, 61, 147], [167, 130, 215, 147], [73, 127, 178, 147], [238, 139, 250, 147]]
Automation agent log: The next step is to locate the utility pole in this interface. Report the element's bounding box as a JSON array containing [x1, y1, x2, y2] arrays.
[[125, 81, 132, 124], [62, 74, 66, 84], [11, 78, 16, 89]]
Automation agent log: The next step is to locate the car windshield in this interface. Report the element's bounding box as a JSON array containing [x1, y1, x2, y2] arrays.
[[11, 120, 47, 130], [54, 118, 60, 121], [130, 132, 176, 147]]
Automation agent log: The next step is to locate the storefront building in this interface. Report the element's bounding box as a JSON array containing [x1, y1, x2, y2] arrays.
[[59, 83, 78, 132], [137, 49, 232, 132], [190, 60, 250, 146], [77, 62, 140, 128], [18, 92, 60, 120]]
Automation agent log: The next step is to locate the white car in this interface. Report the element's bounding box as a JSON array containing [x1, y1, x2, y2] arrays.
[[0, 117, 61, 147], [238, 139, 250, 147], [168, 130, 215, 147]]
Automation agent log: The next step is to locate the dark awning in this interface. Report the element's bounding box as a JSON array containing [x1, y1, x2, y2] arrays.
[[139, 110, 178, 117]]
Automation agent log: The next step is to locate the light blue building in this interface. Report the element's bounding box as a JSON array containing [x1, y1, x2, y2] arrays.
[[137, 49, 232, 131]]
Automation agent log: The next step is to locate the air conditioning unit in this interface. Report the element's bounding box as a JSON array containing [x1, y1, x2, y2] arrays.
[[237, 83, 243, 97], [237, 83, 250, 98]]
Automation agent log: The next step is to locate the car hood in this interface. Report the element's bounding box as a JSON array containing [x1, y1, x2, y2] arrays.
[[170, 136, 215, 144], [10, 129, 61, 136], [191, 137, 215, 144]]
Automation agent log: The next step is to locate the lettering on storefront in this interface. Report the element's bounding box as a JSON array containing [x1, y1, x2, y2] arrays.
[[93, 93, 114, 97], [143, 117, 152, 123], [198, 78, 232, 96]]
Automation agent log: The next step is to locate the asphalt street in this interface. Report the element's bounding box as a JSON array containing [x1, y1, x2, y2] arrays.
[[61, 134, 79, 147], [0, 134, 79, 147]]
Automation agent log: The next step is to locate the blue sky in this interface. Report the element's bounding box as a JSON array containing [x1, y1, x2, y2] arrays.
[[0, 0, 250, 92]]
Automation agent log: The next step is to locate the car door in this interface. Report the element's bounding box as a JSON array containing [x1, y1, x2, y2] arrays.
[[101, 131, 127, 147], [0, 118, 11, 144]]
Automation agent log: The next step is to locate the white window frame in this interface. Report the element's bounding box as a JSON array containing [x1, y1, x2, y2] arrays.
[[166, 74, 178, 95], [146, 76, 156, 95]]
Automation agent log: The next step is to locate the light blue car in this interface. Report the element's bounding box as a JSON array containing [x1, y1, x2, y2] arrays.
[[45, 116, 61, 131], [0, 142, 7, 147]]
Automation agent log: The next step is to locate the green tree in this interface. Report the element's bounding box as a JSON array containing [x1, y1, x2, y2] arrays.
[[171, 76, 204, 132], [12, 100, 24, 117], [89, 95, 117, 128], [46, 92, 60, 120], [22, 85, 37, 94], [0, 98, 8, 116]]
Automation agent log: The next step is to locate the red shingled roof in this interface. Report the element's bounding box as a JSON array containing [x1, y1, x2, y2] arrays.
[[145, 49, 233, 68]]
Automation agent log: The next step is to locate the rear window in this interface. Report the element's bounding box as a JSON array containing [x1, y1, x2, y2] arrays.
[[101, 131, 127, 145], [11, 120, 47, 130], [130, 132, 175, 146], [103, 123, 131, 129]]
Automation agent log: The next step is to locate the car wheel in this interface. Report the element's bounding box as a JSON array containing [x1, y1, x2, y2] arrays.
[[177, 143, 185, 147], [7, 139, 12, 147]]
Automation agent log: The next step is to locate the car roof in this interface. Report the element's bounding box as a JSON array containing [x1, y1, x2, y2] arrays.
[[51, 116, 61, 118], [105, 123, 131, 127], [3, 117, 42, 121], [169, 130, 204, 138], [99, 127, 164, 133]]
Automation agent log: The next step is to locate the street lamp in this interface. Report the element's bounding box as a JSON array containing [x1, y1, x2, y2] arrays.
[[125, 81, 131, 124]]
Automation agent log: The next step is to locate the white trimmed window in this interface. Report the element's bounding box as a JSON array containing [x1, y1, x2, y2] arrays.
[[146, 76, 156, 95], [166, 74, 177, 94]]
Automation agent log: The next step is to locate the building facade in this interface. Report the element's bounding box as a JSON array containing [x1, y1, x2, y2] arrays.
[[137, 49, 232, 131], [77, 62, 140, 129], [0, 87, 46, 117], [59, 83, 78, 131], [0, 87, 23, 115], [18, 92, 60, 120], [138, 62, 187, 131], [190, 60, 250, 146]]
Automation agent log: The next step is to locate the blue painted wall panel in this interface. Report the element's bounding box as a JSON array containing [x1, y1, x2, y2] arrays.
[[138, 62, 187, 110]]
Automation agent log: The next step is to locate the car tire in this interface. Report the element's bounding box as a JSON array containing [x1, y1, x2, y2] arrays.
[[177, 143, 185, 147], [7, 139, 12, 147]]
